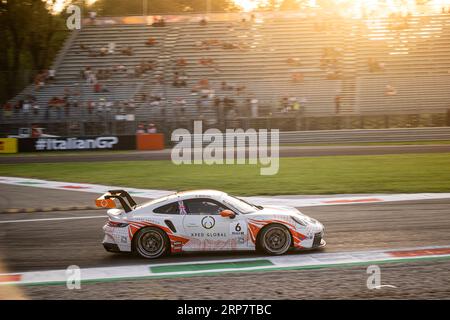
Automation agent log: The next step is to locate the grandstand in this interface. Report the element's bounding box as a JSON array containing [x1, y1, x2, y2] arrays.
[[2, 11, 450, 135]]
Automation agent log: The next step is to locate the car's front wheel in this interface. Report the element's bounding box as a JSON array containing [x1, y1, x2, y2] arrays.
[[133, 227, 169, 259], [258, 224, 292, 255]]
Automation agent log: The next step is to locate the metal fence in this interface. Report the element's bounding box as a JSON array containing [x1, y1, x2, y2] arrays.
[[172, 127, 450, 145]]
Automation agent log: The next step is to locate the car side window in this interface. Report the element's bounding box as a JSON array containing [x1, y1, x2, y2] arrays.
[[154, 202, 180, 215], [183, 199, 228, 215]]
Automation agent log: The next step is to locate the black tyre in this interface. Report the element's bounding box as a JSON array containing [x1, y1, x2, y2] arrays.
[[258, 224, 292, 255], [133, 227, 169, 259]]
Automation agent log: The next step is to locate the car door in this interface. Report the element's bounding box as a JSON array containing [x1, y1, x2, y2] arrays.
[[181, 198, 233, 251]]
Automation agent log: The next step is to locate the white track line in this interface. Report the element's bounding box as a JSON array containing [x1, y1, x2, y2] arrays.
[[1, 176, 450, 208], [0, 215, 105, 224]]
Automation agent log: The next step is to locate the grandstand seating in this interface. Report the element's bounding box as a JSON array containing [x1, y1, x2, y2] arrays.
[[4, 12, 450, 127]]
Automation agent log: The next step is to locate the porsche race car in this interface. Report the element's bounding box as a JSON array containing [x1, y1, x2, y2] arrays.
[[96, 189, 326, 259]]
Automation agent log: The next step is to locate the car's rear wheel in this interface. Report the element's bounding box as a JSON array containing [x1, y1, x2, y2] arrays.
[[258, 224, 291, 255], [133, 227, 169, 259]]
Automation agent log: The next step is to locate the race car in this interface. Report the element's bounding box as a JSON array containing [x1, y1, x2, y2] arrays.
[[96, 189, 325, 259]]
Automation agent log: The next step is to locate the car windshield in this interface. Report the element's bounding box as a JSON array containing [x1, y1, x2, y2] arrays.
[[223, 195, 261, 214]]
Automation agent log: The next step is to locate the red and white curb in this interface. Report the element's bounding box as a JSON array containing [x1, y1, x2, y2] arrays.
[[1, 245, 450, 286], [1, 176, 450, 208]]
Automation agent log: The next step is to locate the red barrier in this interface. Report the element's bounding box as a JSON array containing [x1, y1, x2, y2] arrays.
[[136, 134, 165, 150]]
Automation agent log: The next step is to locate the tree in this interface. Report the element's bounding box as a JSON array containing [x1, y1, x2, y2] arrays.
[[90, 0, 238, 16], [0, 0, 68, 103]]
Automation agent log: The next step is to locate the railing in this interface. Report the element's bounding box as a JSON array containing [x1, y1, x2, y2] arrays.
[[173, 127, 450, 145]]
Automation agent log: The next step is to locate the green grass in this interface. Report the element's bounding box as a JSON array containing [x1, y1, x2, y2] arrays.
[[280, 140, 450, 147], [1, 140, 450, 157], [1, 153, 450, 195]]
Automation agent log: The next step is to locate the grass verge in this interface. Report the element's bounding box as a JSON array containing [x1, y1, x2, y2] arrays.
[[0, 153, 449, 195]]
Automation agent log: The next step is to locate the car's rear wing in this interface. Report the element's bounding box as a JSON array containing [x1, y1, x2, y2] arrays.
[[95, 190, 137, 213]]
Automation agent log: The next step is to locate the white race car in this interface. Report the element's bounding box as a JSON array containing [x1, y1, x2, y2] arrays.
[[96, 189, 326, 259]]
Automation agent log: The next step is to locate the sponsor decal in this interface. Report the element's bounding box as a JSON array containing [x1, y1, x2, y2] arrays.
[[190, 232, 227, 238], [230, 221, 247, 245], [201, 216, 215, 229], [35, 137, 118, 151]]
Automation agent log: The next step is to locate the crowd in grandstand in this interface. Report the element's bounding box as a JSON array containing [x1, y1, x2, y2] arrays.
[[2, 8, 450, 130]]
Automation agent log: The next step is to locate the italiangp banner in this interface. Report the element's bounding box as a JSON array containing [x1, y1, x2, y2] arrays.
[[18, 135, 136, 152]]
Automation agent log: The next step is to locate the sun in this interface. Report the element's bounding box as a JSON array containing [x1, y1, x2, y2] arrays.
[[231, 0, 450, 17], [47, 0, 99, 14]]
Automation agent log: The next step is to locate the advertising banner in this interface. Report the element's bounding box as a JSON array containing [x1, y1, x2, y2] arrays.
[[0, 138, 18, 153], [18, 135, 136, 152]]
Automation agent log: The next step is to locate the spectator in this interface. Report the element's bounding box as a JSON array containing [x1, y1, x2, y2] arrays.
[[368, 57, 385, 72], [291, 72, 304, 83], [85, 67, 97, 84], [99, 46, 108, 56], [222, 42, 238, 50], [114, 64, 127, 73], [34, 73, 45, 90], [147, 123, 157, 133], [136, 123, 146, 134], [108, 42, 116, 54], [87, 101, 94, 116], [145, 37, 157, 46], [199, 57, 220, 71], [292, 99, 301, 113], [236, 84, 246, 95], [221, 81, 233, 91], [335, 95, 341, 114], [32, 101, 40, 116], [48, 69, 56, 81], [94, 82, 102, 93], [152, 17, 166, 27], [31, 125, 42, 138], [3, 102, 12, 119], [286, 57, 302, 66], [121, 46, 133, 56], [174, 98, 186, 116], [89, 11, 97, 23], [64, 98, 70, 116], [198, 78, 209, 88], [172, 71, 187, 87], [14, 100, 23, 115], [251, 98, 259, 118], [199, 17, 208, 26], [385, 84, 398, 96], [175, 57, 187, 67], [281, 96, 289, 111]]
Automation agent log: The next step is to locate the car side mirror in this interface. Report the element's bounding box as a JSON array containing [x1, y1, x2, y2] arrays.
[[220, 210, 236, 219]]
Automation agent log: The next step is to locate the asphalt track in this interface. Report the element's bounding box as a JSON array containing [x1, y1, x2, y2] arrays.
[[1, 144, 450, 164], [0, 184, 449, 299]]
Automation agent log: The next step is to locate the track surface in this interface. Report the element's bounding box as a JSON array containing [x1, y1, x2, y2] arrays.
[[1, 144, 450, 164], [0, 184, 449, 299]]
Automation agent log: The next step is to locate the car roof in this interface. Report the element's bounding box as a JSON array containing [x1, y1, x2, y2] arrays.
[[175, 189, 227, 199], [134, 190, 228, 211]]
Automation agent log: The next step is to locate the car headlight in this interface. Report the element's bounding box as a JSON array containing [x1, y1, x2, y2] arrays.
[[292, 216, 307, 226]]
